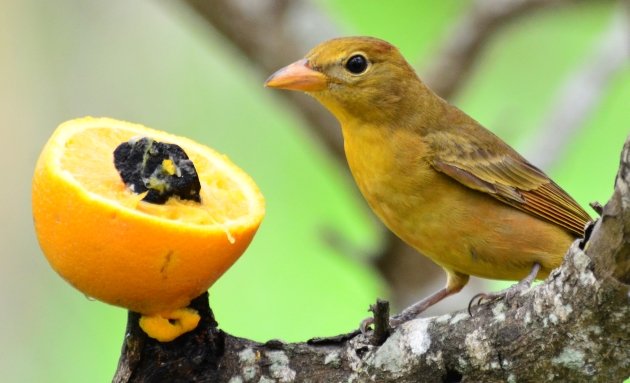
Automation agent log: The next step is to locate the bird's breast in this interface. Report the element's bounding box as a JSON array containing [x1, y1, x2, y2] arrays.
[[342, 124, 436, 233]]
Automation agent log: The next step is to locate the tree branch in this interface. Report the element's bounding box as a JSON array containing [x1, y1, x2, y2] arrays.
[[423, 0, 581, 99], [114, 134, 630, 382], [523, 3, 630, 168]]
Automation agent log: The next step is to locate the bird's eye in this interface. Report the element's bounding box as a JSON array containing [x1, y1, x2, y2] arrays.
[[345, 54, 368, 74]]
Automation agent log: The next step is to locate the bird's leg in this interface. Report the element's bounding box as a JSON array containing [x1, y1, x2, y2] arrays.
[[361, 271, 468, 333], [468, 262, 541, 314], [390, 288, 453, 324]]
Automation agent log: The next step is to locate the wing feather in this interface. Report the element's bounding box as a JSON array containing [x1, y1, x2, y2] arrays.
[[428, 130, 590, 236]]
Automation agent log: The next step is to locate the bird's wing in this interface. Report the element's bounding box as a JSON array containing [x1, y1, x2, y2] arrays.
[[429, 131, 590, 236]]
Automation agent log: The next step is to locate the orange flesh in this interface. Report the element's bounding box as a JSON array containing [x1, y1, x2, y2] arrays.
[[60, 126, 249, 226]]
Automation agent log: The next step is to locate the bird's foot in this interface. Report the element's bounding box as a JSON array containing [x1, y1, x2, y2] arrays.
[[360, 299, 394, 346], [468, 263, 541, 315], [359, 315, 405, 335], [360, 316, 373, 334], [467, 281, 529, 314], [360, 317, 374, 334]]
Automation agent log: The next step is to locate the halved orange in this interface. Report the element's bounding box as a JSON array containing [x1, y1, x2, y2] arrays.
[[32, 117, 265, 340]]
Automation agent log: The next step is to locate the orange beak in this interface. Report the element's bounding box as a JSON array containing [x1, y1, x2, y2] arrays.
[[265, 59, 327, 92]]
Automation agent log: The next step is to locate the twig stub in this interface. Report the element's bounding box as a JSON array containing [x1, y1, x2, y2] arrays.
[[369, 298, 391, 346]]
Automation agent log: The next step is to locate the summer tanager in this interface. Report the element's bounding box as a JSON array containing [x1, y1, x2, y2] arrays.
[[265, 36, 590, 329]]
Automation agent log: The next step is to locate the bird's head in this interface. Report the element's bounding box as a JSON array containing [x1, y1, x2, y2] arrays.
[[265, 36, 428, 125]]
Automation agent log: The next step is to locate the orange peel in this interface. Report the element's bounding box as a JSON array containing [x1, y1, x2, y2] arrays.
[[32, 117, 265, 341]]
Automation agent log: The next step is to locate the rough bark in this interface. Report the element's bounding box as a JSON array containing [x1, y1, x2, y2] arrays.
[[113, 135, 630, 383]]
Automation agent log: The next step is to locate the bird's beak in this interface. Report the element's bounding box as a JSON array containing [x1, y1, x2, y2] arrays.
[[265, 59, 327, 92]]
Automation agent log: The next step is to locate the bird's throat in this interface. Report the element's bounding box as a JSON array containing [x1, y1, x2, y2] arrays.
[[341, 121, 433, 223]]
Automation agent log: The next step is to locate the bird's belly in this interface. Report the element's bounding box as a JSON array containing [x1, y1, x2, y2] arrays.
[[346, 143, 573, 281]]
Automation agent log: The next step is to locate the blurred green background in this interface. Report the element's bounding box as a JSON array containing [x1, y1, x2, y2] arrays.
[[1, 1, 628, 381]]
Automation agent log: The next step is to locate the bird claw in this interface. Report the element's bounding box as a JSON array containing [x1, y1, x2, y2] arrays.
[[468, 263, 541, 315], [468, 280, 533, 315], [360, 317, 374, 334], [359, 316, 404, 335], [467, 292, 499, 315]]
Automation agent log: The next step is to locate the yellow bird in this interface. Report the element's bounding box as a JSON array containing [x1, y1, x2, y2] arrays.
[[265, 36, 590, 329]]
